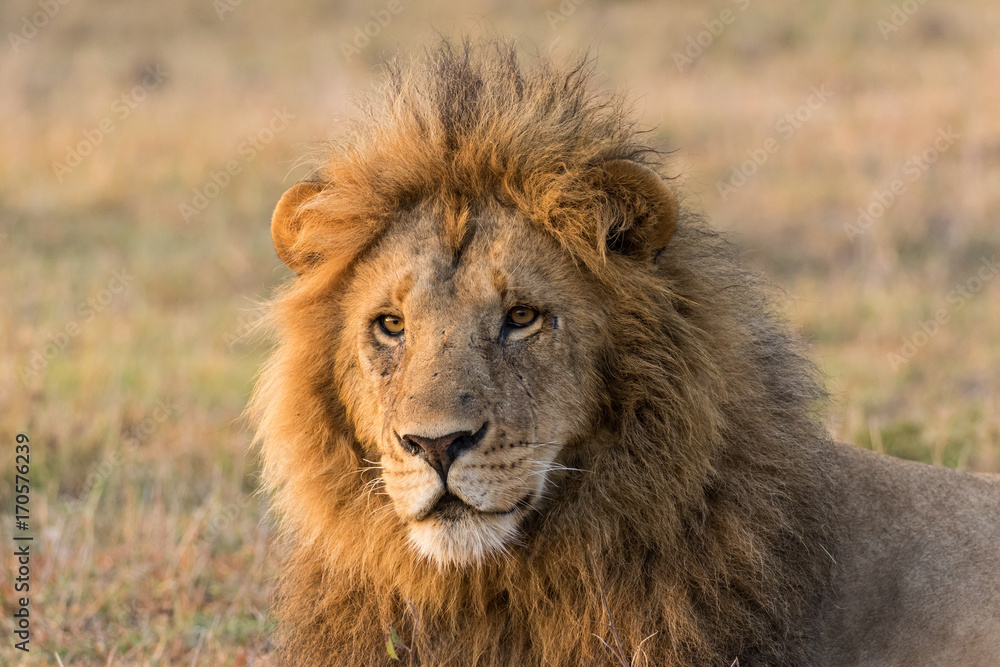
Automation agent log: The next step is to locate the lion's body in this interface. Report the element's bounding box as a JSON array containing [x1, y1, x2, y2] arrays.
[[251, 42, 1000, 665], [817, 445, 1000, 665]]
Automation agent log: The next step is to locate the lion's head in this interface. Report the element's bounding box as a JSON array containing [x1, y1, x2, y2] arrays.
[[269, 155, 674, 566], [252, 41, 834, 665]]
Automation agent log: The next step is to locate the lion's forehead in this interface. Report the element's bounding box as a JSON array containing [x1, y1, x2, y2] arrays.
[[364, 207, 582, 316]]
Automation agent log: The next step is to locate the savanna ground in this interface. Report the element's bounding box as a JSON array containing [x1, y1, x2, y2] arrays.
[[1, 0, 999, 664]]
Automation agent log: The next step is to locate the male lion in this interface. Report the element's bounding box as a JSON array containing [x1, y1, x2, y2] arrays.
[[251, 42, 1000, 665]]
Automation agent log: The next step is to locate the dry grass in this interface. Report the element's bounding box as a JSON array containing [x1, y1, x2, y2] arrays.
[[1, 0, 998, 663]]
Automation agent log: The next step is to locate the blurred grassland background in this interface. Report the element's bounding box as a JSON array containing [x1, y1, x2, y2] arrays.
[[1, 0, 999, 664]]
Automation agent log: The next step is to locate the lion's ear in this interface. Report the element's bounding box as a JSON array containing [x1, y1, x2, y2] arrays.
[[271, 182, 325, 274], [596, 160, 677, 260]]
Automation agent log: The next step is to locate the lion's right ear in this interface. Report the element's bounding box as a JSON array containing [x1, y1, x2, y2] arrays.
[[271, 182, 325, 274], [595, 160, 677, 261]]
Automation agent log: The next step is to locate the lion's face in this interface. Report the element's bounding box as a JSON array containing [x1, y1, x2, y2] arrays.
[[269, 157, 675, 567], [336, 204, 605, 566]]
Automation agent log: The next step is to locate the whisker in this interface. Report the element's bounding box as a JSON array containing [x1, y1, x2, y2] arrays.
[[361, 478, 385, 493], [371, 503, 398, 519], [358, 478, 388, 507], [523, 461, 590, 475]]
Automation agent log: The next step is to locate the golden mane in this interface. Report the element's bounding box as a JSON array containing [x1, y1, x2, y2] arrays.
[[250, 40, 837, 665]]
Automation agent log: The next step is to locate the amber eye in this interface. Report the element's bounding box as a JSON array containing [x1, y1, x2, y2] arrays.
[[506, 306, 538, 327], [378, 315, 405, 335]]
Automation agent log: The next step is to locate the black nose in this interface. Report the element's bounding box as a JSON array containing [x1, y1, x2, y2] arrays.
[[400, 422, 488, 484]]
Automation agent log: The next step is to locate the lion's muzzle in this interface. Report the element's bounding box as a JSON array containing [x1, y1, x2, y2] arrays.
[[397, 421, 490, 484]]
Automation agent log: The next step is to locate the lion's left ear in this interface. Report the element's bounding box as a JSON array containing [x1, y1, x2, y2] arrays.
[[595, 160, 677, 260], [271, 181, 325, 274]]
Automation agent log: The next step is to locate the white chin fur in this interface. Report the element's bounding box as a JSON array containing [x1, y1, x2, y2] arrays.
[[407, 512, 520, 567]]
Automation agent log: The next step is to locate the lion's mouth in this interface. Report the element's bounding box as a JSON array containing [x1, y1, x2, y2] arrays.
[[425, 492, 530, 521]]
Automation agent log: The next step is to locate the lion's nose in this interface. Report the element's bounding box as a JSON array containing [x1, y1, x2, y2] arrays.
[[399, 422, 489, 484]]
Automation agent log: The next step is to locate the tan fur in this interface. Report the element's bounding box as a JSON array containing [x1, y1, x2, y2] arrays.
[[250, 41, 1000, 666]]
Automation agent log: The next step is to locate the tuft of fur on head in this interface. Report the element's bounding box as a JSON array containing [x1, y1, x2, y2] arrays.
[[250, 38, 838, 666]]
